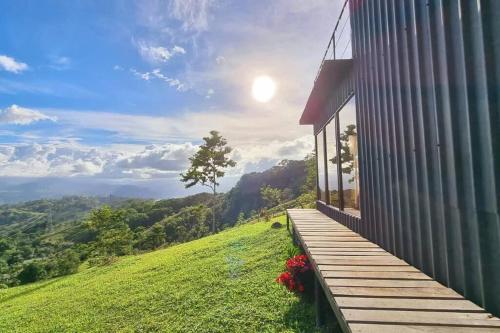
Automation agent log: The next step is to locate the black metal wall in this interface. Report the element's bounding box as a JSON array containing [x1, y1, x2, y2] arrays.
[[333, 0, 500, 316]]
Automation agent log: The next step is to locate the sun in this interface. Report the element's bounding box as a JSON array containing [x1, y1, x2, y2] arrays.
[[252, 75, 276, 103]]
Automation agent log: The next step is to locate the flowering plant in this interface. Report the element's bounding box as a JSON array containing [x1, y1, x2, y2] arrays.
[[276, 254, 312, 294]]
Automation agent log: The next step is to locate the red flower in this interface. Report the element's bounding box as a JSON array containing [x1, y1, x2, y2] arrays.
[[276, 271, 296, 291], [276, 254, 311, 293]]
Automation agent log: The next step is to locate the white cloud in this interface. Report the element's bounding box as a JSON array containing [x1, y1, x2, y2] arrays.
[[169, 0, 217, 32], [0, 55, 28, 74], [0, 105, 57, 125], [0, 135, 312, 180], [137, 41, 186, 63], [172, 46, 186, 55], [130, 68, 186, 91], [113, 65, 124, 71], [0, 141, 197, 179], [107, 142, 198, 178]]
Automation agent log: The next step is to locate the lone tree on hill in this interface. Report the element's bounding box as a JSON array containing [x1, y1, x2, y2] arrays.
[[180, 130, 236, 233]]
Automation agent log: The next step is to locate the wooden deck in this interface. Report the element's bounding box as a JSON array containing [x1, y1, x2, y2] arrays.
[[286, 208, 500, 333]]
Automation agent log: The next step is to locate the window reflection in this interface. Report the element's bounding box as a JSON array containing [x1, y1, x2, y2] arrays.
[[325, 118, 339, 207], [338, 97, 360, 216], [316, 130, 327, 202]]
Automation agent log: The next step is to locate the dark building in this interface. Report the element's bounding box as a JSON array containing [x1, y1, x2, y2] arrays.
[[300, 0, 500, 316]]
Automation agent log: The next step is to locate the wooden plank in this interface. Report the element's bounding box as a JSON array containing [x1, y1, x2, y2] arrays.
[[290, 218, 336, 222], [310, 248, 386, 252], [314, 255, 405, 261], [326, 278, 441, 288], [342, 309, 500, 327], [305, 242, 379, 248], [309, 251, 391, 256], [302, 236, 366, 242], [335, 297, 486, 312], [319, 265, 420, 272], [293, 220, 348, 224], [314, 258, 408, 266], [330, 287, 462, 299], [300, 230, 359, 236], [294, 225, 349, 232], [305, 237, 367, 242], [296, 228, 351, 232], [321, 271, 431, 280], [350, 324, 500, 333]]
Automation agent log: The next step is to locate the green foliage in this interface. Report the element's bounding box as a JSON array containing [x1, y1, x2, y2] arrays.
[[330, 124, 357, 180], [163, 205, 211, 244], [86, 206, 133, 257], [221, 159, 309, 225], [138, 223, 165, 250], [180, 130, 236, 195], [17, 262, 47, 284], [181, 130, 236, 233], [54, 249, 80, 276], [286, 243, 302, 259], [236, 212, 246, 225], [0, 216, 316, 332], [0, 238, 10, 255], [303, 153, 317, 193], [296, 192, 316, 208], [260, 185, 283, 209]]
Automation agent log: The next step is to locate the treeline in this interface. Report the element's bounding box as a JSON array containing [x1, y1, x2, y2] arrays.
[[0, 156, 316, 287]]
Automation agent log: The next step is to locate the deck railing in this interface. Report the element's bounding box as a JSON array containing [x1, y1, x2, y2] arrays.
[[314, 0, 351, 82]]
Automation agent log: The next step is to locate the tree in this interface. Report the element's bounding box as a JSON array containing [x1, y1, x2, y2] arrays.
[[260, 185, 283, 209], [85, 206, 133, 257], [180, 130, 236, 233], [18, 262, 47, 284], [55, 249, 80, 276], [330, 124, 356, 181], [236, 212, 246, 225], [141, 223, 166, 250], [163, 205, 211, 243]]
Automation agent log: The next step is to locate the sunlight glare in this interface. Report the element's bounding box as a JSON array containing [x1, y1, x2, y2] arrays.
[[252, 75, 276, 103]]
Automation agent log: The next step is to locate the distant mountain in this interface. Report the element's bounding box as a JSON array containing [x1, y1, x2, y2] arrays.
[[0, 159, 309, 235], [0, 177, 206, 204], [221, 159, 308, 223]]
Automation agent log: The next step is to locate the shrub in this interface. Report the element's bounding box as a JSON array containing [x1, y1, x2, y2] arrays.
[[55, 249, 80, 276], [276, 254, 314, 297], [18, 262, 47, 284]]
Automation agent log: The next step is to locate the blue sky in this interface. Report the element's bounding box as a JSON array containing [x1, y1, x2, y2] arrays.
[[0, 0, 346, 201]]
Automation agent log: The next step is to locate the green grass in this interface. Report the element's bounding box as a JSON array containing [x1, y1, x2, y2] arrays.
[[0, 216, 317, 333]]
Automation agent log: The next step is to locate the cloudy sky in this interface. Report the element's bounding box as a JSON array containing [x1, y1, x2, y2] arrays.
[[0, 0, 346, 200]]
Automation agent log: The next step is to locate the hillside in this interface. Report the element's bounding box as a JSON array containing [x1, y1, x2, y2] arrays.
[[0, 216, 316, 333]]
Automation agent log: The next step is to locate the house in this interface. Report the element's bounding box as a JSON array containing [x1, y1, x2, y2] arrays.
[[288, 0, 500, 331]]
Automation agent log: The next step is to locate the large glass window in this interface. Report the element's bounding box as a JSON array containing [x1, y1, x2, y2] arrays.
[[316, 130, 327, 202], [338, 96, 360, 216], [325, 118, 339, 207]]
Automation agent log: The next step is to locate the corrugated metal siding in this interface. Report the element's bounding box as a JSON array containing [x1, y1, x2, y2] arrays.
[[340, 0, 500, 316]]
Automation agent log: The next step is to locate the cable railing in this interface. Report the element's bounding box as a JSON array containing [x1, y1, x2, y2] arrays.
[[315, 0, 351, 82]]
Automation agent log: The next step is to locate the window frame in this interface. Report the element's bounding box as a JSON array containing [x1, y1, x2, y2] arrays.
[[314, 94, 360, 217]]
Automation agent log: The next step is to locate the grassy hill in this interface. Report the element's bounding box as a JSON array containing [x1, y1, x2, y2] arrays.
[[0, 216, 316, 333]]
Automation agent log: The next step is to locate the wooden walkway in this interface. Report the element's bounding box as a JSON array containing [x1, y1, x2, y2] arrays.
[[286, 208, 500, 333]]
